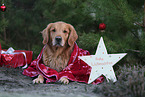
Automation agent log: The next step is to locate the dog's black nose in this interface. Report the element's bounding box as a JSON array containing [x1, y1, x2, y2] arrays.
[[55, 36, 62, 42]]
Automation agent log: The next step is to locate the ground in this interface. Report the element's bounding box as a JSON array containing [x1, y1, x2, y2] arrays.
[[0, 67, 100, 97]]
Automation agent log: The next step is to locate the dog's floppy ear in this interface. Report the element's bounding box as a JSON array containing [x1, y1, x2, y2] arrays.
[[67, 24, 78, 46], [41, 23, 53, 44]]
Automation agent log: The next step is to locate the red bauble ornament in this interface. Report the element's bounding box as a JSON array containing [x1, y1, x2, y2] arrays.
[[0, 4, 6, 12], [99, 23, 106, 30]]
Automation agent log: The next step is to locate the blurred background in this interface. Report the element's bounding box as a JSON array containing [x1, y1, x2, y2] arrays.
[[0, 0, 144, 64]]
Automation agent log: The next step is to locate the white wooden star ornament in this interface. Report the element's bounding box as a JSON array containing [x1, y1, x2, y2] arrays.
[[78, 37, 127, 84]]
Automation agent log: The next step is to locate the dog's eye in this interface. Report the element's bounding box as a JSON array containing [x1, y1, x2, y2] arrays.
[[63, 30, 67, 33], [52, 29, 56, 32]]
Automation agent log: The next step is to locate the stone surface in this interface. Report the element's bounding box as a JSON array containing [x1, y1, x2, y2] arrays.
[[0, 67, 100, 97]]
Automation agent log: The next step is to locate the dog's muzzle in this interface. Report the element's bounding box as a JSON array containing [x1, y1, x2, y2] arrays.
[[55, 36, 62, 46]]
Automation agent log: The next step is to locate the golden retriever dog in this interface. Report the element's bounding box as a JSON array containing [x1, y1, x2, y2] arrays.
[[33, 21, 78, 84]]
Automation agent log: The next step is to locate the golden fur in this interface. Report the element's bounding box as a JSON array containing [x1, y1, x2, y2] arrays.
[[33, 21, 78, 84]]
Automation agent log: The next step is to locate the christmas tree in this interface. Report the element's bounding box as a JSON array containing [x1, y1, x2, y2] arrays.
[[0, 0, 144, 63]]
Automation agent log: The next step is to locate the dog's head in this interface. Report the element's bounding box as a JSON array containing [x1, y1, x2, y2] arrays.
[[41, 21, 78, 47]]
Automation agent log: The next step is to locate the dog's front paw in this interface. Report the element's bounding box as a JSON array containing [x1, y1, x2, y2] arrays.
[[33, 75, 44, 84], [59, 77, 69, 84]]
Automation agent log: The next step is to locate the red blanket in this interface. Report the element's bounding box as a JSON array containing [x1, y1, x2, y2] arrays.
[[23, 43, 104, 84]]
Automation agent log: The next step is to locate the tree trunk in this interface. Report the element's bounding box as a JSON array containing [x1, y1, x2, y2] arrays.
[[2, 13, 7, 43]]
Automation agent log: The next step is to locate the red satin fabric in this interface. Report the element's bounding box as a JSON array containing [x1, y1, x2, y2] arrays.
[[0, 49, 33, 68], [0, 44, 1, 63], [23, 43, 104, 84]]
